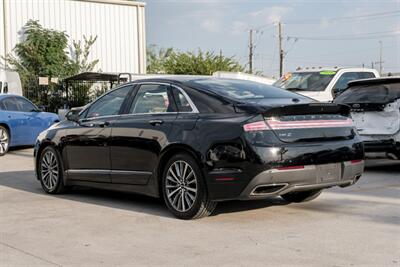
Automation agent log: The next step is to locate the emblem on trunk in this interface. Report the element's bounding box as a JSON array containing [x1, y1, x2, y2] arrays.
[[352, 104, 360, 109]]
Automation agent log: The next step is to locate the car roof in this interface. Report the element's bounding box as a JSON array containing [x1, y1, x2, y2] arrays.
[[292, 67, 376, 73], [0, 94, 22, 100], [347, 77, 400, 87], [130, 75, 213, 84]]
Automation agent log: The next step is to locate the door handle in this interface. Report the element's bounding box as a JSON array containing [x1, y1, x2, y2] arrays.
[[149, 119, 164, 126], [88, 121, 110, 127], [98, 121, 110, 127]]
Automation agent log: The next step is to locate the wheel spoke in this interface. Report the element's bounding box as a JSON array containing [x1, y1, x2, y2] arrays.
[[165, 160, 197, 213], [40, 151, 59, 191]]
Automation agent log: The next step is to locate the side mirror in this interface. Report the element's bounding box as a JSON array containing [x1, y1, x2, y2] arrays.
[[66, 108, 82, 122]]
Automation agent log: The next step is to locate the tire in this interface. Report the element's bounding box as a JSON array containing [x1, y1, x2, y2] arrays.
[[38, 146, 67, 194], [0, 126, 10, 156], [281, 189, 322, 203], [161, 153, 216, 220]]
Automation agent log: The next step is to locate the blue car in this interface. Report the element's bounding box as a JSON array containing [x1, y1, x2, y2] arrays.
[[0, 94, 59, 156]]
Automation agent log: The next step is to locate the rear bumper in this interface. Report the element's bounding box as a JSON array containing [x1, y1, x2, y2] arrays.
[[238, 160, 364, 200], [363, 139, 400, 159]]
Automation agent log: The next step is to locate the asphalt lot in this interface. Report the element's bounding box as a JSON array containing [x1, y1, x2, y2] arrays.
[[0, 148, 399, 267]]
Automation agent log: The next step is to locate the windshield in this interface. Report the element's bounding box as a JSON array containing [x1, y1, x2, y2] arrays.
[[186, 78, 303, 101], [274, 71, 336, 92], [334, 83, 400, 104]]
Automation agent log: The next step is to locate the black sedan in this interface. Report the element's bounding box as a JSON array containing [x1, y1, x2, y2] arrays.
[[34, 77, 364, 219]]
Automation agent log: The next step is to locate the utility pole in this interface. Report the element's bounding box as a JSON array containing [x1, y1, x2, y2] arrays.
[[278, 21, 283, 77], [379, 40, 383, 75], [248, 29, 254, 74]]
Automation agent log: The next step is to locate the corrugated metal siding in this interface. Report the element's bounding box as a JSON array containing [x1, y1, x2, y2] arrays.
[[0, 0, 146, 74]]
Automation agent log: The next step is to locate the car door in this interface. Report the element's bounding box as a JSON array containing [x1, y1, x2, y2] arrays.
[[13, 96, 44, 144], [110, 83, 177, 185], [64, 85, 133, 183], [0, 96, 27, 146]]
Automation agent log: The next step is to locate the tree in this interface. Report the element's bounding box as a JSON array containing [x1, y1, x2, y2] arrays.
[[147, 44, 173, 74], [4, 20, 98, 109], [147, 46, 244, 75], [4, 20, 98, 88]]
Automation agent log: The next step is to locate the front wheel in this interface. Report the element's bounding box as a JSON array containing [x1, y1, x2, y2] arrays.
[[281, 189, 322, 203], [0, 126, 10, 156], [38, 146, 67, 194], [162, 153, 216, 220]]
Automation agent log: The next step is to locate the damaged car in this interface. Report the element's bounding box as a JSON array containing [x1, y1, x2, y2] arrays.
[[34, 77, 364, 219], [334, 77, 400, 160]]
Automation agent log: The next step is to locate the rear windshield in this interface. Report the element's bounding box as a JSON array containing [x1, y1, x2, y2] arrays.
[[185, 78, 303, 100], [334, 83, 400, 104], [274, 71, 335, 92]]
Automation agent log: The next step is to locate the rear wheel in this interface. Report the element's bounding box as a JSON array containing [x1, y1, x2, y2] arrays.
[[0, 126, 10, 156], [162, 153, 216, 220], [281, 189, 322, 203], [38, 146, 67, 194]]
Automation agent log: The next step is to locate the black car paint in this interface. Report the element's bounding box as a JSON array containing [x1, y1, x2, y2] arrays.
[[34, 78, 364, 201]]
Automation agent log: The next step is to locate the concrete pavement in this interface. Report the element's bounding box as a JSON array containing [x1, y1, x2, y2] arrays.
[[0, 148, 399, 266]]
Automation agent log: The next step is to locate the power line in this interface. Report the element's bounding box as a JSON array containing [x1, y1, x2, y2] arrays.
[[287, 30, 400, 40], [284, 10, 400, 24]]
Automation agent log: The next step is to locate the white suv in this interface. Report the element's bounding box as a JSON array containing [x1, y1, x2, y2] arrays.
[[274, 68, 379, 102]]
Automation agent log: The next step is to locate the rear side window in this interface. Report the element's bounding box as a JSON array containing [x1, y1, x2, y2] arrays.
[[172, 87, 193, 112], [129, 84, 176, 114], [1, 97, 19, 111], [86, 86, 132, 118], [334, 83, 400, 104], [183, 87, 235, 113], [333, 72, 376, 92]]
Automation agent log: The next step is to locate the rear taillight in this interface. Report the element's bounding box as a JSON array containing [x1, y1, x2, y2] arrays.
[[265, 117, 353, 130], [243, 121, 269, 132]]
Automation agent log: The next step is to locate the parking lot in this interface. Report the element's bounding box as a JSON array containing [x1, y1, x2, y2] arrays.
[[0, 148, 399, 266]]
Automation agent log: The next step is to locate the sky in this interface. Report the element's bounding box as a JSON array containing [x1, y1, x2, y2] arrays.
[[143, 0, 400, 78]]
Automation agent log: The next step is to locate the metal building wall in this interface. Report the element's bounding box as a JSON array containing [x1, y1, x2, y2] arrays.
[[0, 0, 146, 74]]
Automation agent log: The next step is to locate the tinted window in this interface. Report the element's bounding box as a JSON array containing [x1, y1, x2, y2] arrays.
[[333, 72, 376, 91], [15, 97, 37, 112], [172, 87, 193, 112], [334, 83, 400, 104], [130, 84, 175, 114], [274, 71, 336, 92], [187, 79, 301, 100], [1, 97, 19, 111], [86, 86, 132, 118], [184, 87, 235, 113]]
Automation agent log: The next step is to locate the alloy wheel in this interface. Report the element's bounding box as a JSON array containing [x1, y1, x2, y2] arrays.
[[165, 160, 198, 212], [40, 150, 59, 191], [0, 128, 9, 155]]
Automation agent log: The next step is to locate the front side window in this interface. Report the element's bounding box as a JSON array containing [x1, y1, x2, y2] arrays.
[[130, 84, 175, 114], [15, 97, 37, 112], [333, 72, 376, 92], [1, 97, 19, 111], [86, 86, 132, 118]]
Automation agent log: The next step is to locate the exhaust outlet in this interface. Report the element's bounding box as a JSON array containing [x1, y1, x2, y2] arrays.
[[251, 183, 288, 196]]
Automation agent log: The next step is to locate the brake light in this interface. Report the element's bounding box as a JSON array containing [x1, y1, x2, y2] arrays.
[[350, 159, 363, 164], [243, 121, 269, 132], [265, 118, 353, 130]]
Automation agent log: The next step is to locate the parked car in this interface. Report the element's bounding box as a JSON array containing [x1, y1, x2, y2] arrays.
[[0, 94, 59, 156], [0, 70, 23, 95], [34, 77, 364, 219], [334, 77, 400, 160], [274, 68, 379, 102]]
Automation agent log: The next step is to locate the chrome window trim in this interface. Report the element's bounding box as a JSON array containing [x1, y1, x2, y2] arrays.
[[78, 81, 199, 122]]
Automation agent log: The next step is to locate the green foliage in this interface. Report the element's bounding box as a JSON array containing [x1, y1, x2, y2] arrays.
[[147, 46, 244, 75], [147, 44, 174, 74], [3, 20, 98, 109]]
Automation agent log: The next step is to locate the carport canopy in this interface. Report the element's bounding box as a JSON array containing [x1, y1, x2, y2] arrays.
[[64, 72, 127, 83]]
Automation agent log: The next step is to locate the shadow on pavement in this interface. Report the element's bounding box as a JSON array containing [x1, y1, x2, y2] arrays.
[[0, 170, 290, 218]]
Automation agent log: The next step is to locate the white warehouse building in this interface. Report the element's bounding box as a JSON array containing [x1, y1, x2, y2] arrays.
[[0, 0, 146, 74]]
